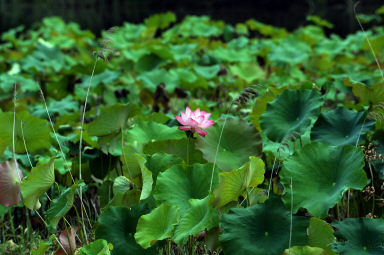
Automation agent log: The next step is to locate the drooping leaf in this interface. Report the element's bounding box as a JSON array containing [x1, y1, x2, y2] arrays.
[[308, 217, 337, 255], [145, 153, 183, 186], [153, 163, 218, 213], [134, 154, 153, 200], [45, 183, 79, 231], [213, 156, 265, 208], [0, 160, 22, 207], [280, 142, 368, 217], [21, 158, 55, 210], [196, 118, 262, 171], [220, 196, 309, 255], [55, 227, 77, 255], [311, 108, 374, 146], [95, 205, 156, 255], [260, 89, 323, 142], [331, 218, 384, 255], [80, 239, 112, 255], [173, 196, 219, 244], [135, 204, 178, 249], [0, 111, 51, 154]]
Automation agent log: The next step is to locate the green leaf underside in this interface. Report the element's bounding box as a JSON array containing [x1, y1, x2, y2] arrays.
[[45, 183, 77, 231], [196, 118, 262, 171], [280, 142, 368, 217], [173, 196, 219, 244], [220, 196, 309, 255], [21, 158, 55, 210], [135, 204, 178, 249], [260, 89, 323, 142], [153, 163, 218, 213], [80, 239, 112, 255], [308, 217, 337, 255], [213, 156, 265, 208]]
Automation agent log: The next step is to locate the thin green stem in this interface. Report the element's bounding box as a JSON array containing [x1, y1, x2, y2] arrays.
[[209, 104, 233, 192]]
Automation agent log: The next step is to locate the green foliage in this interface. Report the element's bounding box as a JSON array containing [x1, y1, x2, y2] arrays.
[[21, 158, 55, 210], [260, 89, 323, 142], [0, 111, 51, 154], [220, 197, 309, 255], [1, 10, 384, 255], [311, 108, 374, 146], [280, 142, 368, 217], [153, 163, 218, 213], [331, 218, 384, 254], [95, 205, 156, 255], [196, 118, 262, 171]]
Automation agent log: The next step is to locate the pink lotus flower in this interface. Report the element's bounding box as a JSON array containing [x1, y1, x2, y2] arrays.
[[176, 107, 214, 137]]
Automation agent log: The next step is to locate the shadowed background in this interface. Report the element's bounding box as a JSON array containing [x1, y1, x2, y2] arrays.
[[0, 0, 382, 36]]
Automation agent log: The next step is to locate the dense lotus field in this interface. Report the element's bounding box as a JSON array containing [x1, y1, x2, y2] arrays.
[[1, 10, 384, 255]]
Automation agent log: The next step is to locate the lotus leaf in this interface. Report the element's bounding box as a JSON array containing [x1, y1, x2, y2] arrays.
[[280, 142, 368, 217], [220, 197, 308, 255], [196, 118, 262, 171], [260, 89, 323, 142]]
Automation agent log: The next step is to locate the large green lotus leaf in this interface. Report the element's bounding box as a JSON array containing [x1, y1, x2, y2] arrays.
[[308, 218, 337, 255], [311, 108, 374, 146], [220, 197, 309, 255], [331, 218, 384, 254], [213, 156, 265, 208], [95, 205, 156, 255], [268, 37, 311, 65], [230, 62, 265, 83], [283, 246, 327, 255], [260, 89, 323, 142], [87, 103, 138, 137], [193, 64, 220, 79], [137, 69, 178, 93], [0, 111, 51, 154], [145, 153, 183, 186], [134, 154, 153, 200], [196, 118, 262, 171], [144, 138, 205, 163], [126, 121, 185, 144], [135, 203, 178, 249], [21, 158, 55, 210], [45, 183, 78, 231], [80, 239, 112, 255], [280, 142, 368, 218], [174, 196, 219, 244], [30, 95, 79, 118], [153, 163, 218, 213], [21, 42, 65, 72]]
